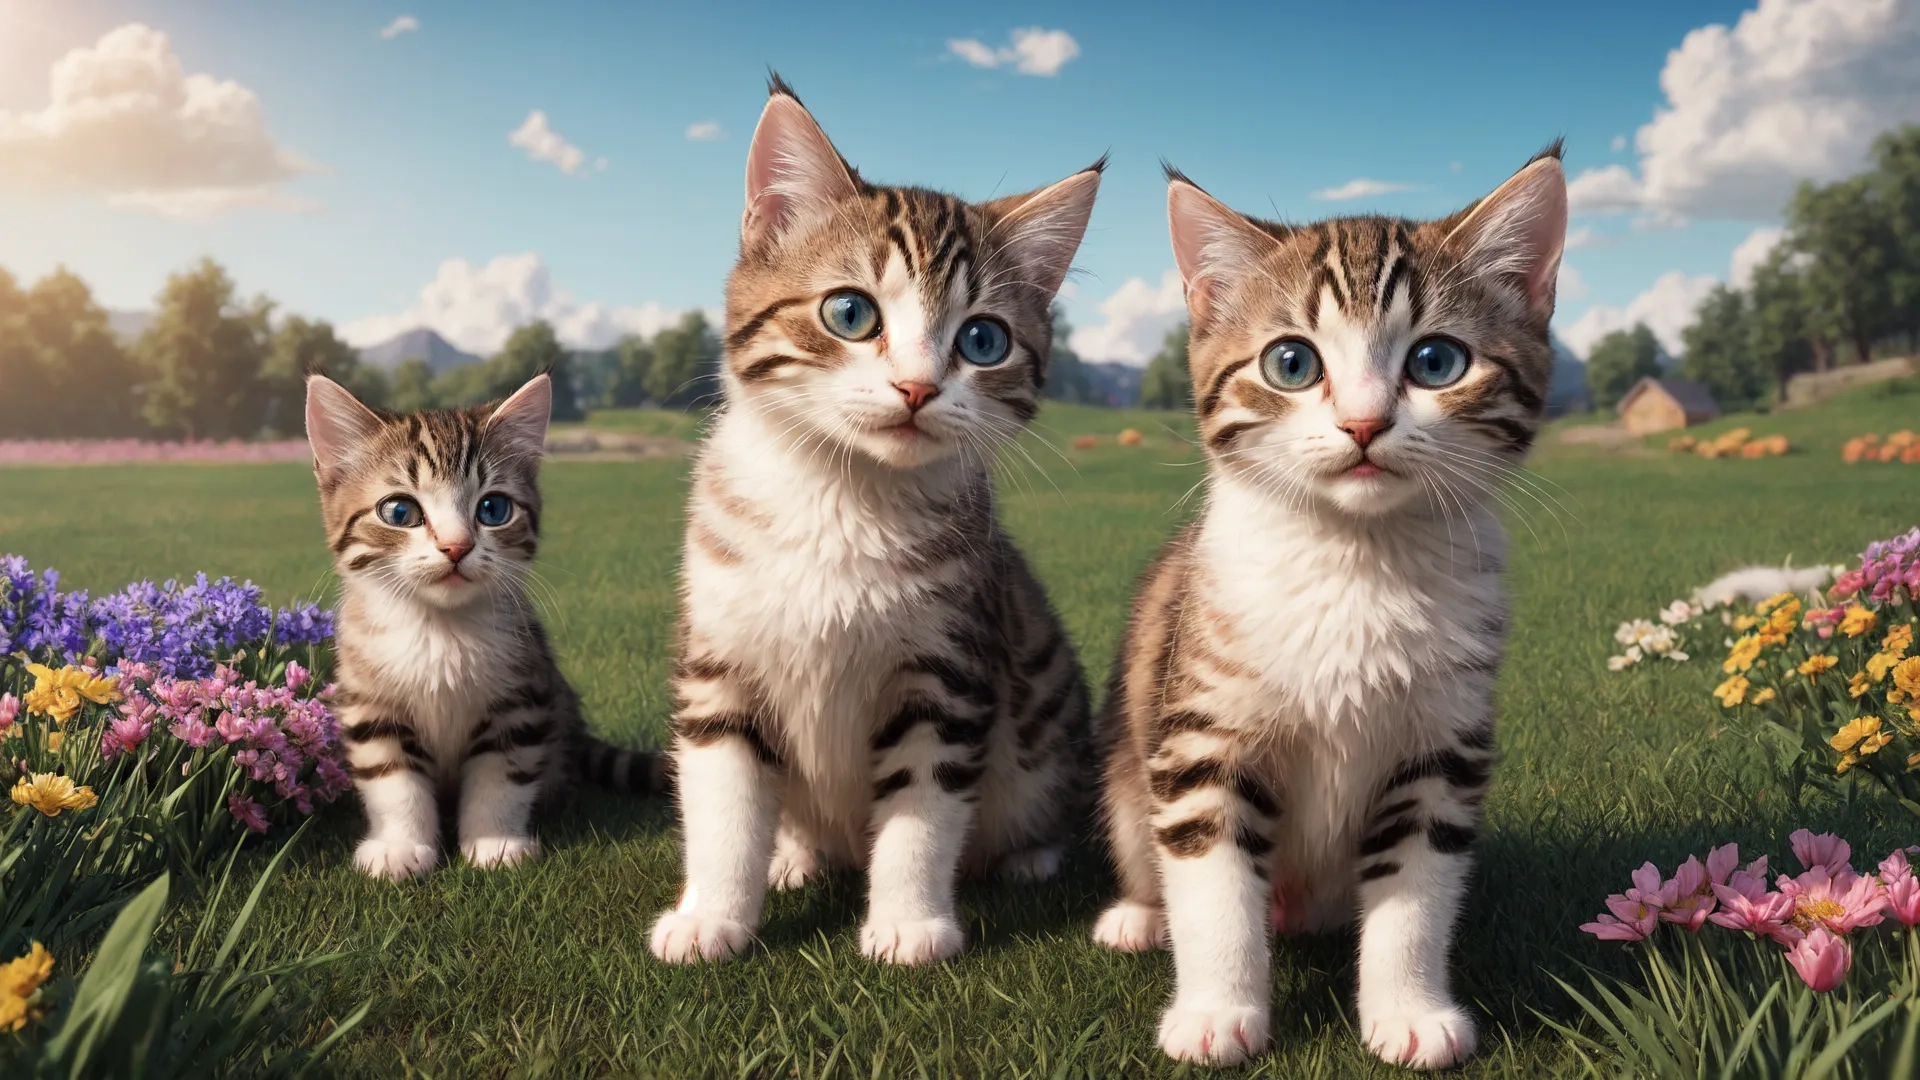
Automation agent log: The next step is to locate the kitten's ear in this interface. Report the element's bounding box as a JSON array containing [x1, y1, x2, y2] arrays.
[[742, 77, 860, 250], [1166, 169, 1279, 327], [987, 158, 1104, 299], [486, 374, 553, 461], [304, 375, 383, 478], [1442, 144, 1568, 320]]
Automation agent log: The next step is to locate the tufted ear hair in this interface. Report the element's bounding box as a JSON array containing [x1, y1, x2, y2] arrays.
[[304, 375, 384, 479], [484, 373, 553, 463], [982, 157, 1105, 301], [1442, 144, 1568, 320], [1165, 167, 1282, 328], [741, 75, 861, 251]]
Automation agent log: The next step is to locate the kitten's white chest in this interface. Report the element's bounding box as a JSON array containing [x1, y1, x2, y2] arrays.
[[348, 600, 507, 767]]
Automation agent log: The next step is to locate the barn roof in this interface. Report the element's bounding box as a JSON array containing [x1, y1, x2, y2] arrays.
[[1619, 376, 1720, 417]]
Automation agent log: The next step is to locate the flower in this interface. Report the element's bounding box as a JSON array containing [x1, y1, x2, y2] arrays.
[[1733, 614, 1761, 632], [1714, 675, 1750, 707], [1581, 864, 1669, 943], [1608, 646, 1643, 671], [1615, 619, 1658, 647], [1869, 649, 1903, 683], [1790, 829, 1852, 874], [1711, 857, 1796, 942], [101, 713, 153, 760], [0, 942, 53, 1033], [22, 662, 121, 723], [1779, 866, 1884, 936], [1798, 655, 1839, 679], [1659, 600, 1700, 626], [1849, 670, 1873, 698], [1752, 687, 1777, 705], [1756, 592, 1796, 615], [9, 772, 98, 816], [1839, 606, 1877, 638], [1786, 929, 1851, 992], [1886, 623, 1914, 657], [284, 661, 311, 691], [228, 793, 270, 833], [0, 693, 17, 737], [1882, 851, 1920, 928], [1724, 635, 1762, 673], [1893, 657, 1920, 699], [1830, 716, 1881, 753]]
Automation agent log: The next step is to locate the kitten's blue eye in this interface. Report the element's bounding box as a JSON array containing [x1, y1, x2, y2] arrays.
[[820, 291, 880, 340], [476, 493, 514, 528], [955, 318, 1010, 366], [1406, 337, 1470, 388], [377, 496, 423, 528], [1259, 339, 1322, 390]]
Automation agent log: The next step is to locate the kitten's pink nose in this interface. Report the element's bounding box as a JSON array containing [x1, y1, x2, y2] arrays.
[[438, 537, 472, 564], [1339, 417, 1392, 447], [892, 380, 939, 412]]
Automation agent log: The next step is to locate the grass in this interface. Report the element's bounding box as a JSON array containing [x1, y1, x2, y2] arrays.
[[2, 399, 1916, 1077]]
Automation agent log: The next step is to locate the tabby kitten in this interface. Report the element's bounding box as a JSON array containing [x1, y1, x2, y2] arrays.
[[648, 78, 1099, 967], [306, 374, 663, 880], [1093, 150, 1566, 1068]]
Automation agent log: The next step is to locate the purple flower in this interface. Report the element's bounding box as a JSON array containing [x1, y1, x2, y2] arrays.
[[228, 794, 271, 833]]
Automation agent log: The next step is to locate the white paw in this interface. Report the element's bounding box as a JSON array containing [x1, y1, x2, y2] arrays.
[[1157, 1002, 1269, 1067], [859, 915, 965, 966], [461, 834, 540, 869], [649, 910, 753, 964], [767, 846, 820, 890], [998, 847, 1064, 882], [1092, 900, 1166, 952], [1363, 1004, 1477, 1070], [354, 837, 437, 881]]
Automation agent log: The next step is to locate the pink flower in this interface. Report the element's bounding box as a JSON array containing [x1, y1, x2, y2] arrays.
[[1659, 856, 1718, 931], [1778, 867, 1885, 936], [1786, 929, 1851, 992], [1709, 872, 1797, 942], [0, 693, 18, 736], [284, 662, 310, 691], [1582, 892, 1664, 941], [101, 715, 153, 760], [228, 794, 270, 833], [1881, 849, 1916, 886], [1885, 877, 1920, 929], [1790, 829, 1852, 875]]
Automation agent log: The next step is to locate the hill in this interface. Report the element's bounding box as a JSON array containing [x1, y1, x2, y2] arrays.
[[356, 328, 482, 374]]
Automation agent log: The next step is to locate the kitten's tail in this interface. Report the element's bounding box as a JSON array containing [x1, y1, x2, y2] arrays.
[[577, 736, 674, 796]]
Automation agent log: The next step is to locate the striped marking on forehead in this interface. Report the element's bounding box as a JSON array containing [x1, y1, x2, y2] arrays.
[[874, 185, 978, 312], [396, 409, 490, 486], [1300, 218, 1424, 331]]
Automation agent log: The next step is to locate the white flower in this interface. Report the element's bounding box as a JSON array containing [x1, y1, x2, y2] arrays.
[[1615, 619, 1658, 646], [1668, 650, 1689, 662], [1641, 626, 1679, 655], [1659, 600, 1698, 626], [1607, 646, 1644, 671]]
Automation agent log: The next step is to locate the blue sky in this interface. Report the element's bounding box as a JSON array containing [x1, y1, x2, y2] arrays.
[[2, 0, 1912, 364]]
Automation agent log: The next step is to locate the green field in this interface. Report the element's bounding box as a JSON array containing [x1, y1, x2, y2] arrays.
[[3, 386, 1917, 1078]]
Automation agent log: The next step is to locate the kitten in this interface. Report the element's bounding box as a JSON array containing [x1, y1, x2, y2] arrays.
[[1092, 151, 1566, 1068], [305, 373, 665, 880], [648, 77, 1101, 967]]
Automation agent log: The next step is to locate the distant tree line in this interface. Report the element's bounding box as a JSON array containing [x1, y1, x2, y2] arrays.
[[0, 257, 723, 441], [1589, 125, 1920, 412]]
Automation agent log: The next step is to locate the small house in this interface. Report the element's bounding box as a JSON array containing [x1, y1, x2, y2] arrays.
[[1617, 377, 1720, 435]]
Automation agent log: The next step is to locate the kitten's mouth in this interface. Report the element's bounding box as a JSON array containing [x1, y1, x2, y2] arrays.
[[435, 567, 472, 585], [1341, 457, 1394, 479], [877, 419, 926, 439]]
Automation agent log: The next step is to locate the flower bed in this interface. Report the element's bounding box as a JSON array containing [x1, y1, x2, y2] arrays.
[[1668, 428, 1791, 459], [0, 439, 314, 465], [1842, 430, 1920, 464]]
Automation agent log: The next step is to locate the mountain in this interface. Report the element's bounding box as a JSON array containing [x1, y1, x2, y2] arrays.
[[357, 328, 483, 374], [107, 309, 153, 343], [1083, 361, 1144, 407], [1546, 334, 1591, 416]]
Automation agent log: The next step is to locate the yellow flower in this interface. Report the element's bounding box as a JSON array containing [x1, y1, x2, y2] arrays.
[[1715, 675, 1750, 707], [1733, 614, 1761, 632], [1894, 657, 1920, 699], [1724, 635, 1762, 673], [1850, 671, 1872, 698], [1862, 731, 1895, 756], [1885, 623, 1914, 657], [1752, 687, 1778, 705], [1799, 654, 1840, 679], [0, 942, 53, 1033], [1767, 603, 1800, 636], [21, 663, 120, 724], [1832, 715, 1882, 753], [1757, 592, 1796, 615], [9, 773, 98, 817], [46, 731, 62, 753], [1839, 606, 1878, 637], [1838, 753, 1860, 775], [1870, 650, 1903, 682]]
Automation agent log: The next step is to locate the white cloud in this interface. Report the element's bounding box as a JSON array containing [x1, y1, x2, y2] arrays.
[[379, 15, 419, 39], [0, 23, 314, 215], [1310, 178, 1416, 201], [1729, 225, 1787, 288], [947, 27, 1081, 77], [1566, 0, 1920, 219], [107, 185, 316, 218], [340, 253, 689, 355], [509, 110, 585, 175], [1564, 226, 1610, 250], [685, 120, 723, 141], [1067, 268, 1187, 366], [1557, 265, 1589, 302], [1557, 270, 1718, 358], [1610, 133, 1627, 152]]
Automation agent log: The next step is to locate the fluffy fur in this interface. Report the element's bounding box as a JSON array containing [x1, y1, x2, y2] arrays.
[[648, 77, 1101, 967], [1693, 564, 1838, 609], [1094, 149, 1567, 1068], [306, 374, 664, 881]]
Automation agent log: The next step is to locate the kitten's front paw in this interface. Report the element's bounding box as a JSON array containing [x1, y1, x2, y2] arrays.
[[1362, 1003, 1477, 1070], [649, 911, 752, 964], [461, 835, 540, 869], [1092, 900, 1165, 952], [354, 837, 437, 881], [1157, 1002, 1269, 1067], [767, 845, 820, 890], [859, 915, 964, 966]]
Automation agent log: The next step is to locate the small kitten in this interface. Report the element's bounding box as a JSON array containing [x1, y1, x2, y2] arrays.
[[305, 373, 664, 880], [648, 78, 1100, 967], [1093, 151, 1566, 1068]]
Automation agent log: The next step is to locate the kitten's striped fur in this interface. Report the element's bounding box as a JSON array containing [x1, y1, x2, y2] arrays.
[[1094, 151, 1566, 1068], [649, 78, 1101, 966], [305, 374, 666, 881]]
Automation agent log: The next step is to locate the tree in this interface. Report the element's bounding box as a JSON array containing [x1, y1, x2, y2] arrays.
[[1679, 285, 1768, 411], [1788, 177, 1899, 366], [1138, 323, 1191, 410], [1746, 250, 1821, 391], [136, 259, 272, 439], [4, 268, 143, 437], [1585, 324, 1663, 410], [388, 359, 438, 413], [604, 333, 653, 407], [262, 316, 386, 433], [646, 311, 721, 409], [1867, 125, 1920, 341], [486, 320, 582, 420], [1041, 303, 1094, 403]]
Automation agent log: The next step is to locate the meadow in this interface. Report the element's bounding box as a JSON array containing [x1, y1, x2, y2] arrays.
[[3, 383, 1918, 1078]]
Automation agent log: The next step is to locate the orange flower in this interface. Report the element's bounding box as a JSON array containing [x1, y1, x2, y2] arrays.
[[1839, 606, 1877, 638], [1798, 654, 1839, 680]]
